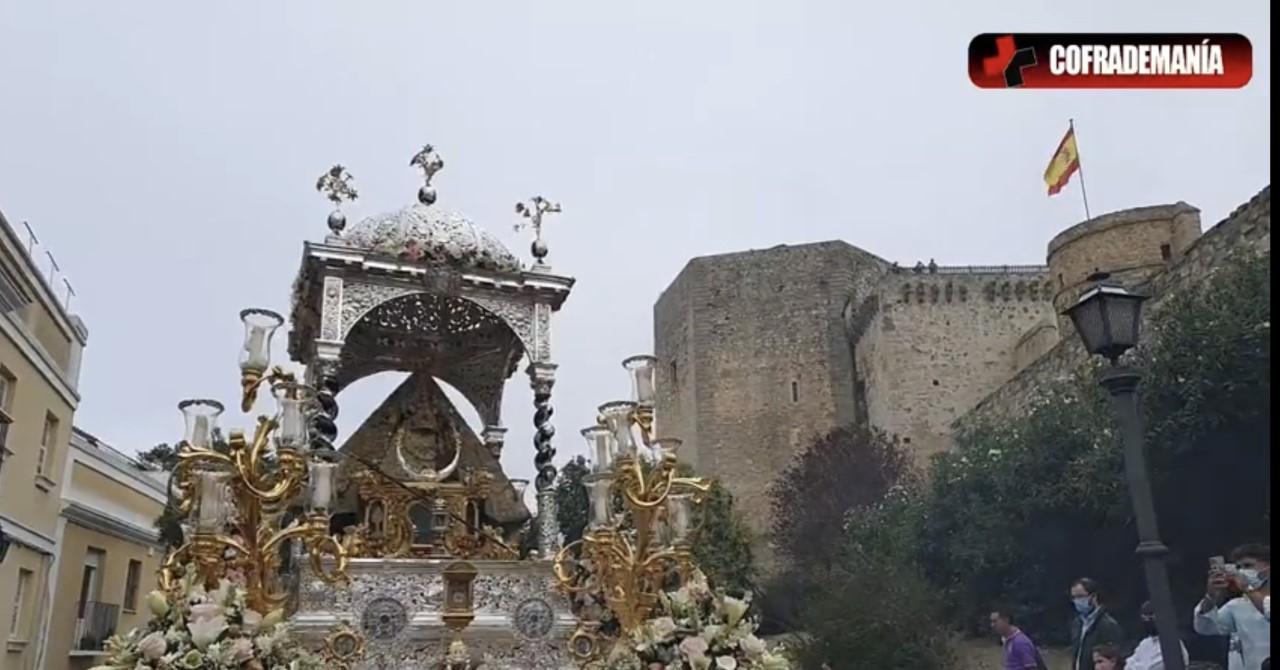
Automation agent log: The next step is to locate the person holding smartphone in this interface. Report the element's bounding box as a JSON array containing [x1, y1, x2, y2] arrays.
[[1194, 544, 1271, 670]]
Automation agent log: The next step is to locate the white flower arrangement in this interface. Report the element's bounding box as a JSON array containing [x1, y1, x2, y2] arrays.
[[603, 570, 791, 670], [90, 564, 324, 670]]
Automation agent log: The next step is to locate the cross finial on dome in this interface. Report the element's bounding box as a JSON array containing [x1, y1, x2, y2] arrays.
[[410, 143, 445, 206], [514, 196, 561, 268], [316, 164, 359, 235]]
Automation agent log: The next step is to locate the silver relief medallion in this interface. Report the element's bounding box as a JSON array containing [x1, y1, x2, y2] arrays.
[[512, 597, 555, 640]]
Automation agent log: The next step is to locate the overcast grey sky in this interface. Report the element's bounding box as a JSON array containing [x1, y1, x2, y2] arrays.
[[0, 1, 1269, 499]]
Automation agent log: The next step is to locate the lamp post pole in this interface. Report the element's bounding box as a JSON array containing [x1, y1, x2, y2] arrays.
[[1100, 366, 1185, 670]]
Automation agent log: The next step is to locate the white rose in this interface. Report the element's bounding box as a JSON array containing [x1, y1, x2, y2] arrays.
[[740, 634, 766, 658], [138, 631, 168, 660]]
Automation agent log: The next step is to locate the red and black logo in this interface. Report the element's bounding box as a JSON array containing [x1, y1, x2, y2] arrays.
[[969, 33, 1252, 89]]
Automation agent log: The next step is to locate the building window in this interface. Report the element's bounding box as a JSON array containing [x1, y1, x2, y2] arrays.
[[670, 361, 678, 386], [0, 266, 29, 315], [37, 412, 60, 477], [9, 568, 32, 639], [0, 367, 14, 467], [0, 366, 14, 411], [78, 549, 104, 616], [1058, 273, 1065, 288], [790, 381, 799, 403], [1160, 243, 1172, 261], [123, 560, 143, 612]]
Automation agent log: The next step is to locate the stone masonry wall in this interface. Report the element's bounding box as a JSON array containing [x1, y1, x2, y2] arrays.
[[853, 268, 1057, 463], [957, 186, 1271, 431], [653, 241, 888, 558]]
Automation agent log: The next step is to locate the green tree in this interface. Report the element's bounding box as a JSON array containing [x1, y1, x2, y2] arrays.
[[136, 442, 186, 548], [555, 456, 591, 549], [686, 475, 756, 596], [768, 424, 918, 569], [881, 253, 1272, 641]]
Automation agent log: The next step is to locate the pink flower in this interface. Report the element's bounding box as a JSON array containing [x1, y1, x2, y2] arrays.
[[680, 636, 709, 660], [231, 637, 255, 663], [188, 602, 223, 623], [138, 631, 167, 660]]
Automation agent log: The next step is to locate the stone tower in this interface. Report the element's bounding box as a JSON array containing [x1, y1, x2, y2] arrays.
[[652, 241, 888, 551]]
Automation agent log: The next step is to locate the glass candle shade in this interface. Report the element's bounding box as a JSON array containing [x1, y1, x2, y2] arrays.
[[650, 437, 682, 464], [239, 308, 284, 374], [308, 461, 337, 512], [622, 355, 658, 407], [598, 401, 638, 459], [179, 399, 224, 449], [273, 382, 316, 451], [586, 474, 615, 529], [667, 493, 694, 543], [581, 425, 614, 473], [194, 468, 230, 533]]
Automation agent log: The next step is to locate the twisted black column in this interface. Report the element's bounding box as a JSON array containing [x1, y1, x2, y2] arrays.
[[530, 365, 558, 491], [529, 362, 560, 557], [308, 372, 340, 462]]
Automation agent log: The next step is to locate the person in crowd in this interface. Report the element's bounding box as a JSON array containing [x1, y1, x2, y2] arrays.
[[1070, 578, 1125, 670], [1126, 601, 1189, 670], [1195, 544, 1271, 670], [1093, 644, 1126, 670], [991, 607, 1047, 670]]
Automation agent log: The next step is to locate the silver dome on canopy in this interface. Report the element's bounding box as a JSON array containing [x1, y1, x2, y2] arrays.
[[337, 202, 522, 274]]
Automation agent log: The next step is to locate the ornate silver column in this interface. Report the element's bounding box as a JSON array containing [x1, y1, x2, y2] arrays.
[[528, 362, 560, 556]]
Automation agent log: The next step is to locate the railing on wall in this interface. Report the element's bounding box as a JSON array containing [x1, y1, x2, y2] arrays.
[[890, 263, 1049, 275], [72, 601, 120, 652]]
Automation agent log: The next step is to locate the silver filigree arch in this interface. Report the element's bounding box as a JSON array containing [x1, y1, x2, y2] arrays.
[[337, 281, 538, 357]]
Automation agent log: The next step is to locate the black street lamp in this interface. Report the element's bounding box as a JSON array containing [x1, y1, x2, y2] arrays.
[[1064, 271, 1185, 670]]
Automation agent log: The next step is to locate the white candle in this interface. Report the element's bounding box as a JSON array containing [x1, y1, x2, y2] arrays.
[[589, 478, 613, 527], [279, 402, 305, 449], [635, 371, 655, 406], [244, 329, 268, 370], [309, 462, 335, 511], [196, 472, 226, 532], [192, 415, 210, 448], [668, 495, 693, 542]]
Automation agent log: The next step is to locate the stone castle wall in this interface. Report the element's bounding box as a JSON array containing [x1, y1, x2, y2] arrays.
[[651, 186, 1269, 564], [852, 268, 1057, 462], [653, 242, 888, 549], [957, 186, 1270, 431]]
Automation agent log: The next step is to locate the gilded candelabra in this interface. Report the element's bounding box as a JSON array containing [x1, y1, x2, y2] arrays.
[[161, 308, 348, 615], [553, 355, 711, 654]]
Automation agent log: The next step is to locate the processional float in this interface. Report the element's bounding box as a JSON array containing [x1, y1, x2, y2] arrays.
[[158, 143, 710, 670]]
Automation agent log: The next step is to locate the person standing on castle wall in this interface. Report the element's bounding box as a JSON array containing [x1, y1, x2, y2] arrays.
[[1069, 578, 1125, 670]]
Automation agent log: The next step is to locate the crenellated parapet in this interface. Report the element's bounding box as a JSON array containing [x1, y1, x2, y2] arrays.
[[888, 267, 1053, 307]]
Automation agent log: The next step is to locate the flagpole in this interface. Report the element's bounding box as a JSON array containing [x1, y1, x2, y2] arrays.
[[1070, 118, 1094, 221]]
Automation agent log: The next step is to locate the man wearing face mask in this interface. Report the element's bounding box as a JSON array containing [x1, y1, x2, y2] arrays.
[[1194, 544, 1271, 670], [1069, 577, 1124, 670], [1127, 601, 1189, 670]]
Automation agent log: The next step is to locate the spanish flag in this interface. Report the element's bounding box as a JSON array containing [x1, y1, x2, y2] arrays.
[[1044, 126, 1081, 196]]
